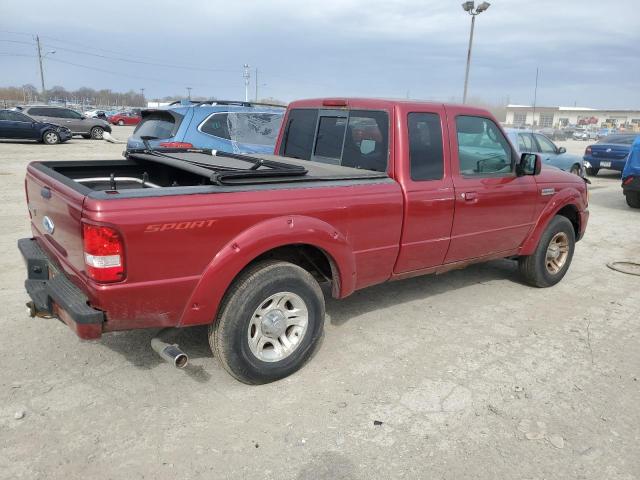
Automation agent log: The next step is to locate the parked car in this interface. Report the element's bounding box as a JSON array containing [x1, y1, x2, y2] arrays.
[[572, 129, 597, 141], [19, 98, 589, 384], [127, 100, 285, 154], [0, 109, 72, 144], [596, 127, 617, 139], [583, 134, 640, 176], [622, 136, 640, 208], [84, 109, 108, 120], [108, 111, 141, 126], [505, 129, 584, 176], [17, 105, 112, 139], [537, 127, 567, 141]]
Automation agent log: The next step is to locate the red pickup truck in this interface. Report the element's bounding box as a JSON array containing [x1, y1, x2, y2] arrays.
[[19, 98, 589, 384]]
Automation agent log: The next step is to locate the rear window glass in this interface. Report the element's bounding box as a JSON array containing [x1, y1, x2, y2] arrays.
[[199, 112, 283, 146], [281, 109, 318, 159], [280, 108, 389, 172], [134, 112, 179, 139], [600, 135, 636, 145]]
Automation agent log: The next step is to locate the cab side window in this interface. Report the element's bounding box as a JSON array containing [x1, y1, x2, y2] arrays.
[[456, 116, 513, 176], [534, 134, 557, 154], [408, 112, 444, 181], [518, 133, 536, 152]]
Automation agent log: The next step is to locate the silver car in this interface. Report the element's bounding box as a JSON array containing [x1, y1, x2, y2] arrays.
[[19, 106, 112, 139]]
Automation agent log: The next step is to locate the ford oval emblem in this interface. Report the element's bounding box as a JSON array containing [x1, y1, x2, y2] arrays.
[[606, 148, 612, 152], [42, 216, 55, 234]]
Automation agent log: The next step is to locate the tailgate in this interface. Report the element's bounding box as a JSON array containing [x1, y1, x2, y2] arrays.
[[25, 163, 87, 279]]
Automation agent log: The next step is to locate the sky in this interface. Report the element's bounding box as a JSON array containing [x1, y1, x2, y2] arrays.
[[1, 0, 638, 108]]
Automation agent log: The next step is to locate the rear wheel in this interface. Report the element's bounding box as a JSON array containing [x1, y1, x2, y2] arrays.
[[625, 192, 640, 208], [42, 130, 60, 145], [518, 216, 575, 288], [210, 260, 325, 384], [586, 167, 599, 176], [90, 126, 104, 139]]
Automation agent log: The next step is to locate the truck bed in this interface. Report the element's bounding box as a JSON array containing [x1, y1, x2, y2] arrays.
[[31, 152, 391, 200]]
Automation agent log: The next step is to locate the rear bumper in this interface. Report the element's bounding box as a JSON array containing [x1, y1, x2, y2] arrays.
[[18, 238, 104, 340], [623, 176, 640, 193], [583, 155, 626, 171]]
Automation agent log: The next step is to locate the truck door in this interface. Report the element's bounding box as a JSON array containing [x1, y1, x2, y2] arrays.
[[444, 111, 537, 263], [394, 107, 455, 273]]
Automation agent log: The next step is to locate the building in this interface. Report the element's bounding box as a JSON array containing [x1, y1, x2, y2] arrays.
[[504, 105, 640, 129]]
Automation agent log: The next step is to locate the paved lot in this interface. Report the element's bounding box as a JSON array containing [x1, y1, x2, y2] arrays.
[[1, 131, 638, 479]]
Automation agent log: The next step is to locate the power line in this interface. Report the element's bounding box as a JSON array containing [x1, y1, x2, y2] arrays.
[[42, 42, 238, 73], [45, 56, 210, 87]]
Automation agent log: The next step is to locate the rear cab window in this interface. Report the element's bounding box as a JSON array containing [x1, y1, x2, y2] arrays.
[[279, 108, 389, 173], [408, 112, 444, 181]]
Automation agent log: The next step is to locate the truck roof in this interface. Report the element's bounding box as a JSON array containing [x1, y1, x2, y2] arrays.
[[287, 97, 490, 115]]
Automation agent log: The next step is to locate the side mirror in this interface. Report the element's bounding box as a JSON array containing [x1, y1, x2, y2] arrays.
[[557, 146, 566, 154], [517, 153, 542, 176]]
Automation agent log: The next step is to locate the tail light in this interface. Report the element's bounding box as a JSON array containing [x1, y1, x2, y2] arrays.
[[623, 176, 634, 185], [82, 223, 125, 282], [585, 146, 592, 155], [159, 142, 193, 149]]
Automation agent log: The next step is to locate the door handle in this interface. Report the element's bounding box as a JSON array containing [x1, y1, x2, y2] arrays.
[[461, 191, 478, 201]]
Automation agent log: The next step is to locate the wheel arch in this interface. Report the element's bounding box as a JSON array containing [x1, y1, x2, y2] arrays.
[[520, 189, 583, 256], [178, 215, 356, 327]]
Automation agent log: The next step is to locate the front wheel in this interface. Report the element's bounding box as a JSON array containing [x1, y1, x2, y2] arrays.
[[518, 216, 575, 288], [42, 130, 60, 145], [569, 164, 581, 176], [90, 126, 104, 139], [117, 120, 125, 126], [210, 260, 325, 384], [586, 167, 599, 176], [626, 192, 640, 208]]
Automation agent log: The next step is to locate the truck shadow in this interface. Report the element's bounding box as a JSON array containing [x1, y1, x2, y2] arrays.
[[326, 259, 520, 326], [99, 325, 213, 382], [101, 259, 521, 377]]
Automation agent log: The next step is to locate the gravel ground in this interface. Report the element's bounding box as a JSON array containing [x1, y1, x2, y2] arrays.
[[0, 131, 638, 479]]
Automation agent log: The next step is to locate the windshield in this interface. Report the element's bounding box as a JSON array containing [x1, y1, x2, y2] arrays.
[[199, 112, 283, 146]]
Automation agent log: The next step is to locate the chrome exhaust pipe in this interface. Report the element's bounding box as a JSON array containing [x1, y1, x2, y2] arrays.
[[151, 329, 188, 368]]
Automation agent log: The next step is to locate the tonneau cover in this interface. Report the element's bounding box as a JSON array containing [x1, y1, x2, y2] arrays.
[[127, 151, 388, 183]]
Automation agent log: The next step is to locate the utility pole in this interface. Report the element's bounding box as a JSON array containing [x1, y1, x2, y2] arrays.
[[186, 87, 192, 100], [243, 64, 251, 102], [255, 68, 258, 102], [532, 67, 539, 129], [140, 88, 145, 107], [36, 35, 45, 94]]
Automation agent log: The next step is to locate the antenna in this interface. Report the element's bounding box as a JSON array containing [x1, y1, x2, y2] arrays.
[[531, 67, 539, 132]]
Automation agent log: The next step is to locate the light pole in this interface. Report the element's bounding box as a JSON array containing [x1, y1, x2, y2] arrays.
[[35, 35, 56, 95], [461, 1, 490, 104], [186, 87, 192, 101], [243, 64, 251, 102]]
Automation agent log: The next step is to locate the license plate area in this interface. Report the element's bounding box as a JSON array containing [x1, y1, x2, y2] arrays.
[[600, 161, 612, 167]]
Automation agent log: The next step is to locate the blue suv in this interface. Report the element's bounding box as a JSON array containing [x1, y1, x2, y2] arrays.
[[127, 100, 285, 154]]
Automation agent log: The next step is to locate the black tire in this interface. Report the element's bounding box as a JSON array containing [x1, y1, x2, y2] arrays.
[[586, 167, 599, 176], [42, 130, 60, 145], [569, 164, 581, 176], [626, 192, 640, 208], [117, 120, 125, 126], [210, 260, 325, 384], [90, 126, 104, 139], [518, 216, 575, 288]]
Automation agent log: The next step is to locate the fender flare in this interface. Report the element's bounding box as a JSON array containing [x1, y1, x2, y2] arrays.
[[520, 187, 583, 256], [177, 215, 356, 327]]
